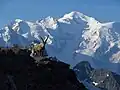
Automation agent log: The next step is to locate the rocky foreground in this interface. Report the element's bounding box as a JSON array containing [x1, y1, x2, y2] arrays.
[[0, 48, 87, 90]]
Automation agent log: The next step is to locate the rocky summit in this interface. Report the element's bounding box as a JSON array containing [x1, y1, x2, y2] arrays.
[[0, 48, 87, 90]]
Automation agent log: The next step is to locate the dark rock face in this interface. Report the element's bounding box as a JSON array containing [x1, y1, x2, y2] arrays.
[[73, 61, 93, 81], [0, 48, 87, 90], [73, 61, 120, 90]]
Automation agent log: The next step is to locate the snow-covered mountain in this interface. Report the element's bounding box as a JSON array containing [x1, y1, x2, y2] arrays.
[[1, 11, 120, 74]]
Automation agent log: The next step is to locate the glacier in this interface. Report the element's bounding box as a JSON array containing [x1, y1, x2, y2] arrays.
[[1, 11, 120, 74]]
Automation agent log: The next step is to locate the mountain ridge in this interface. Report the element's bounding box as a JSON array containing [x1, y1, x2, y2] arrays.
[[1, 11, 120, 74], [73, 61, 120, 90]]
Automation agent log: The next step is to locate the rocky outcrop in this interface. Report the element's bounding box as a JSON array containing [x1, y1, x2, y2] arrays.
[[0, 48, 87, 90], [73, 61, 120, 90]]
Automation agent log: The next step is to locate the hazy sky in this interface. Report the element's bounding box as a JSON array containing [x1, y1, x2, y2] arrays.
[[0, 0, 120, 28]]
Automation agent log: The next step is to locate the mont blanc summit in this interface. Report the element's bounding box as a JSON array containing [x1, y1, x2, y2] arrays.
[[1, 11, 120, 74]]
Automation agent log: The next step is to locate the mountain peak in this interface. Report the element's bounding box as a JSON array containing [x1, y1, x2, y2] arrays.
[[58, 11, 98, 25], [15, 19, 23, 23], [37, 16, 58, 29], [64, 11, 84, 18]]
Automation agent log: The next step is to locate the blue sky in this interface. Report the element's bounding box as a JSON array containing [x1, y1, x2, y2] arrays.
[[0, 0, 120, 28]]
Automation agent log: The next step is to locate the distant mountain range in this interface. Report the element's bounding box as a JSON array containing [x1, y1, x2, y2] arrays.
[[1, 11, 120, 73]]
